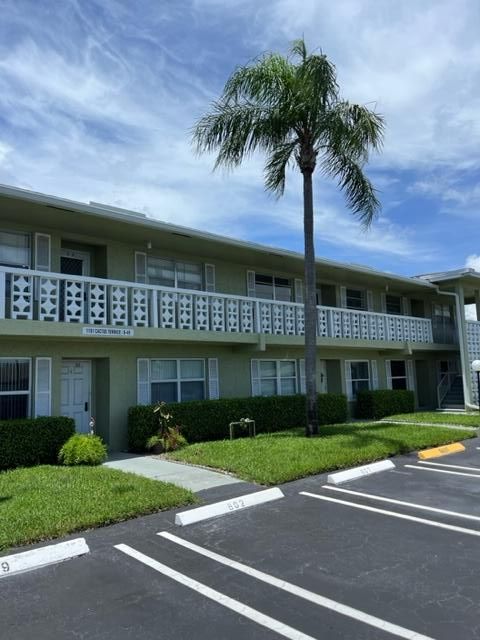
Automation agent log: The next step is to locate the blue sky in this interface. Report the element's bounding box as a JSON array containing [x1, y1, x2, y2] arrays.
[[1, 0, 480, 277]]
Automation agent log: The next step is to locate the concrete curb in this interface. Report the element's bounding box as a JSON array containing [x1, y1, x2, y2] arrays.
[[175, 487, 284, 526], [418, 443, 466, 460], [327, 460, 395, 485], [0, 538, 89, 579]]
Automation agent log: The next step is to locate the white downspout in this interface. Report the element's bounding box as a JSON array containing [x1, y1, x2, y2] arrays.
[[436, 289, 473, 408]]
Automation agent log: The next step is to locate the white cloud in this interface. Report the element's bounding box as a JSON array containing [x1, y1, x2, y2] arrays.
[[410, 176, 480, 216], [0, 141, 12, 166], [466, 254, 480, 272], [252, 0, 480, 170], [0, 0, 472, 268]]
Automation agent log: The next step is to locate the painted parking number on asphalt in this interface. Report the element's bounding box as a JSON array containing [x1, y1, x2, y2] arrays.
[[1, 562, 10, 574]]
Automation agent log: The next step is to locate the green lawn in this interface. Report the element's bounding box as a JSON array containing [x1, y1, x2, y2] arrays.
[[0, 465, 195, 552], [169, 422, 475, 485], [384, 412, 480, 427]]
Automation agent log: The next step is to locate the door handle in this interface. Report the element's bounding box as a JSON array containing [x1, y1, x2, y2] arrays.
[[84, 402, 89, 412]]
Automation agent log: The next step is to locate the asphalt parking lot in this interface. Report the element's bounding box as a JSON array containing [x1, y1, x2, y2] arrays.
[[2, 438, 480, 640]]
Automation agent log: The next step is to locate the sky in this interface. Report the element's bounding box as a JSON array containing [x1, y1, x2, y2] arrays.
[[0, 0, 479, 277]]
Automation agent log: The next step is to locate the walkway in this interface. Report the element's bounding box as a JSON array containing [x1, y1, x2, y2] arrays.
[[104, 453, 244, 493]]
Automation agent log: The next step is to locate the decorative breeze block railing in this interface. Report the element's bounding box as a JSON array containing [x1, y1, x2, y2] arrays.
[[467, 321, 480, 403], [0, 268, 433, 343]]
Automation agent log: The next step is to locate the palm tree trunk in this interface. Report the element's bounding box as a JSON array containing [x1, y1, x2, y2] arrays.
[[302, 167, 318, 436]]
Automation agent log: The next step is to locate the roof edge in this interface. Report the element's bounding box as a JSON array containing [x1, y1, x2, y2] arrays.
[[0, 182, 436, 290]]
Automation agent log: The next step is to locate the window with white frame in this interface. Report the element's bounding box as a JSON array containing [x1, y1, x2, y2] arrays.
[[146, 257, 203, 290], [389, 360, 407, 390], [254, 274, 292, 302], [349, 361, 370, 398], [150, 359, 206, 403], [258, 360, 297, 396], [0, 231, 30, 268], [346, 288, 367, 310], [386, 294, 402, 315], [0, 358, 31, 419]]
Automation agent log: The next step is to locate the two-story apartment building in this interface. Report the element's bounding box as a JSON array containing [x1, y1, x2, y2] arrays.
[[0, 184, 478, 450]]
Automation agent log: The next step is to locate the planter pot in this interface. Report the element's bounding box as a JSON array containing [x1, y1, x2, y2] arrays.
[[150, 443, 165, 455]]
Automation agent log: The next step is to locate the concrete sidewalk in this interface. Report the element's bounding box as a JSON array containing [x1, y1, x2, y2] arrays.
[[104, 453, 245, 493]]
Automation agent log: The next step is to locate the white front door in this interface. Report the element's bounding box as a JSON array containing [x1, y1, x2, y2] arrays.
[[319, 359, 328, 393], [61, 360, 91, 433]]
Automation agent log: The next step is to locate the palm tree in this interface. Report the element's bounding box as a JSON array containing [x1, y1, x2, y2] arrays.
[[192, 39, 384, 437]]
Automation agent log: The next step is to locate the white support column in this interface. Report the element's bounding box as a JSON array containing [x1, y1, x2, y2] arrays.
[[0, 271, 5, 319], [254, 300, 261, 333], [150, 290, 159, 328]]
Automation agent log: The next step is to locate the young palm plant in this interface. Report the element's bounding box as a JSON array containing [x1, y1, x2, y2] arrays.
[[192, 39, 384, 437]]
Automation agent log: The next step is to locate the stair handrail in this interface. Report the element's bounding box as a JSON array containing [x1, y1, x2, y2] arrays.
[[436, 372, 457, 408]]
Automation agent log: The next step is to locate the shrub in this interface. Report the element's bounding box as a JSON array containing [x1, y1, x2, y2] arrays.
[[355, 389, 415, 420], [128, 393, 347, 452], [147, 428, 188, 453], [0, 416, 75, 471], [59, 434, 108, 466]]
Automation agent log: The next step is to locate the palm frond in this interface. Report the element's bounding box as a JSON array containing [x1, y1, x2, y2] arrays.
[[290, 38, 307, 61], [192, 36, 385, 216], [222, 54, 295, 107], [320, 101, 384, 161], [264, 140, 298, 196], [321, 152, 381, 227], [192, 102, 290, 169]]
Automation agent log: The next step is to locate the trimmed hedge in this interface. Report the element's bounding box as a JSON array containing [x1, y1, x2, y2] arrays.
[[0, 416, 75, 471], [128, 393, 348, 452], [356, 389, 415, 420]]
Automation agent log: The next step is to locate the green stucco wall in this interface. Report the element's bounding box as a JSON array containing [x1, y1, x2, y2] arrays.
[[0, 336, 449, 450]]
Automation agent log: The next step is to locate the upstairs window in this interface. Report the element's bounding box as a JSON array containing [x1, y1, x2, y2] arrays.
[[0, 231, 30, 268], [147, 257, 203, 290], [346, 288, 367, 311], [254, 274, 292, 302], [386, 294, 402, 315], [433, 304, 454, 322]]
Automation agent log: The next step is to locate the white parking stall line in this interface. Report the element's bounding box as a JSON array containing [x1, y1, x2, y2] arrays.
[[404, 465, 480, 479], [300, 491, 480, 538], [115, 543, 317, 640], [418, 460, 480, 472], [158, 531, 435, 640], [323, 486, 480, 523]]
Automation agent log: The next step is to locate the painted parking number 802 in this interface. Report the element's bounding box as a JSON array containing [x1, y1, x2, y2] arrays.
[[1, 562, 9, 573], [227, 499, 245, 511]]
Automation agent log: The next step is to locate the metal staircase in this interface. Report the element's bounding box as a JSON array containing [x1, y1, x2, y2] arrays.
[[440, 375, 465, 409]]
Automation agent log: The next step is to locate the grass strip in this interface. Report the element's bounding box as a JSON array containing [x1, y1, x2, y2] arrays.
[[0, 465, 196, 552], [170, 422, 475, 485]]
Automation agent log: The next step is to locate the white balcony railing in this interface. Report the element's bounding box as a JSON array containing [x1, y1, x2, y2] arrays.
[[0, 267, 434, 343]]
